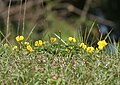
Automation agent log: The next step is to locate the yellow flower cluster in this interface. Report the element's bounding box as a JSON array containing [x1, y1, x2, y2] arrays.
[[16, 36, 24, 42], [12, 46, 18, 50], [66, 48, 70, 53], [35, 40, 43, 47], [26, 45, 33, 52], [68, 37, 76, 43], [13, 35, 108, 54], [87, 46, 95, 53], [50, 37, 57, 42], [97, 40, 107, 50], [80, 42, 95, 53], [24, 42, 30, 46], [65, 46, 74, 53], [79, 40, 107, 53], [15, 35, 33, 52], [79, 43, 87, 50], [24, 41, 33, 52]]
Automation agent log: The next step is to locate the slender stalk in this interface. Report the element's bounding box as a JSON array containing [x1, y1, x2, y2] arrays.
[[0, 31, 11, 44], [25, 24, 37, 41], [86, 21, 95, 43], [54, 33, 67, 45], [6, 0, 11, 43], [22, 0, 27, 35], [17, 0, 23, 35]]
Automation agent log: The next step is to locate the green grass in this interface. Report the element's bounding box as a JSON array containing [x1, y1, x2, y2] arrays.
[[1, 1, 120, 84], [0, 35, 120, 85]]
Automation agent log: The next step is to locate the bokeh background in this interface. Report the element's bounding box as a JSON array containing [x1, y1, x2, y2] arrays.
[[0, 0, 120, 45]]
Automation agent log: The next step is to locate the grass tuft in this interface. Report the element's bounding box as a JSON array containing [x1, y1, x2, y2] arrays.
[[0, 35, 120, 85]]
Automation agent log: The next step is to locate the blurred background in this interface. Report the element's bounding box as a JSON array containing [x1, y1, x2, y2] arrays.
[[0, 0, 120, 45]]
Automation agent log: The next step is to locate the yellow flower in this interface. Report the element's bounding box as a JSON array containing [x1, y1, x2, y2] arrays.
[[66, 48, 70, 53], [83, 45, 87, 50], [27, 45, 33, 52], [4, 43, 8, 48], [72, 38, 76, 43], [87, 46, 95, 53], [98, 46, 103, 50], [35, 40, 43, 47], [80, 43, 84, 47], [97, 40, 107, 50], [68, 37, 76, 43], [38, 40, 43, 46], [97, 40, 107, 47], [68, 37, 73, 41], [70, 46, 74, 49], [12, 46, 18, 50], [35, 41, 39, 46], [50, 37, 57, 42], [16, 35, 24, 42], [24, 42, 29, 46], [80, 43, 87, 50], [95, 48, 99, 53]]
